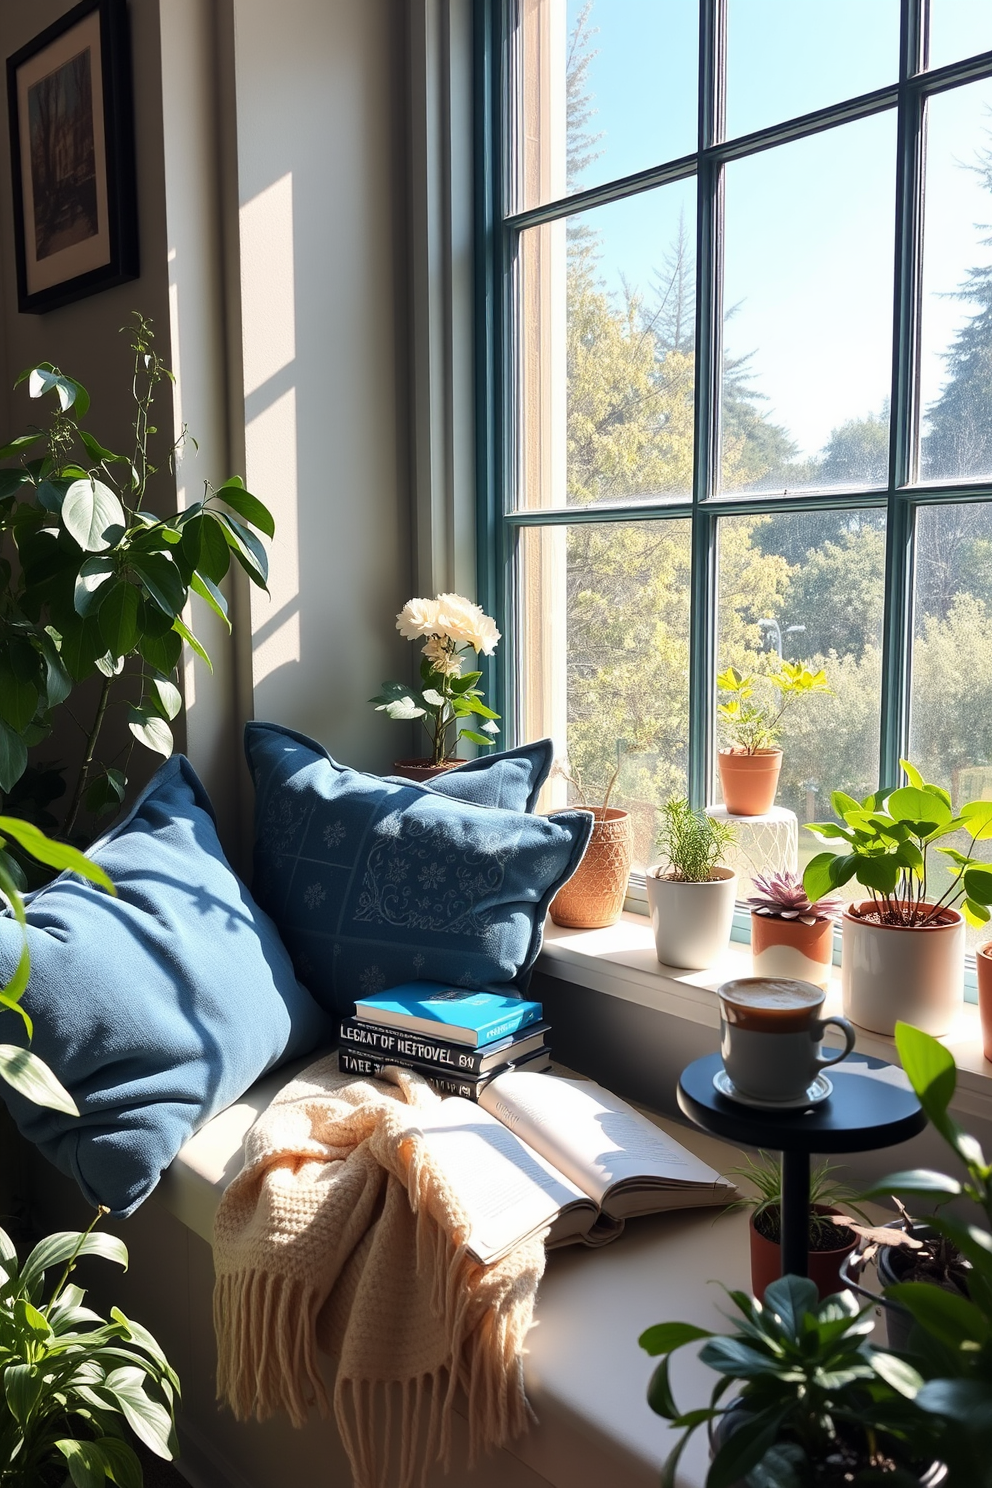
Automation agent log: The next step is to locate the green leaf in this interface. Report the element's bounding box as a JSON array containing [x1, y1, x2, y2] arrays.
[[900, 759, 924, 789], [869, 1350, 923, 1398], [960, 799, 992, 840], [94, 649, 126, 680], [802, 851, 852, 903], [20, 1230, 128, 1293], [130, 553, 186, 618], [859, 1168, 963, 1203], [103, 1366, 174, 1457], [219, 513, 269, 586], [78, 429, 127, 467], [0, 432, 42, 461], [646, 1356, 679, 1419], [213, 480, 275, 538], [57, 1439, 107, 1488], [150, 676, 182, 721], [4, 1361, 45, 1425], [62, 478, 126, 552], [707, 1406, 788, 1488], [856, 854, 901, 894], [92, 1437, 143, 1488], [74, 558, 116, 617], [0, 658, 38, 732], [639, 1321, 713, 1356], [58, 615, 105, 681], [138, 627, 183, 675], [963, 865, 992, 906], [916, 1378, 992, 1433], [172, 617, 213, 673], [894, 1022, 956, 1125], [0, 816, 114, 891], [0, 1047, 78, 1115], [0, 720, 28, 793], [85, 769, 127, 817], [458, 729, 496, 746], [190, 571, 231, 632], [0, 468, 31, 500], [884, 1281, 990, 1349], [127, 708, 174, 759], [99, 581, 140, 656], [195, 513, 231, 582]]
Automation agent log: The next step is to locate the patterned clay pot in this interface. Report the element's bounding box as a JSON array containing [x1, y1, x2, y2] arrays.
[[751, 911, 834, 991], [841, 901, 964, 1037], [977, 943, 992, 1062], [717, 747, 783, 816], [391, 758, 466, 783], [549, 808, 631, 929]]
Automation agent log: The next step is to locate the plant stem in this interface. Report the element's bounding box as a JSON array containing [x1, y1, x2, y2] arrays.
[[63, 675, 113, 840]]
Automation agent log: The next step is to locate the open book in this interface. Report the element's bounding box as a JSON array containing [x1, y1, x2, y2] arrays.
[[412, 1072, 734, 1266]]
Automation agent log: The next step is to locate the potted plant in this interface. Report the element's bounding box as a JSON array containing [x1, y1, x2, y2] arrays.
[[717, 661, 831, 816], [726, 1152, 866, 1302], [803, 761, 992, 1035], [549, 752, 631, 929], [646, 797, 737, 969], [370, 593, 501, 780], [977, 941, 992, 1062], [747, 871, 842, 990], [639, 1273, 946, 1487]]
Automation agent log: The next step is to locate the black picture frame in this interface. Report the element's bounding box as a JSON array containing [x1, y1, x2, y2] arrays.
[[6, 0, 138, 314]]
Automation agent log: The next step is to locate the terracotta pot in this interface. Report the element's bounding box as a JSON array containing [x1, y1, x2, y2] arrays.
[[391, 758, 466, 783], [977, 943, 992, 1062], [549, 809, 631, 929], [645, 865, 737, 969], [750, 912, 834, 991], [749, 1204, 857, 1303], [717, 747, 783, 816], [841, 901, 964, 1037]]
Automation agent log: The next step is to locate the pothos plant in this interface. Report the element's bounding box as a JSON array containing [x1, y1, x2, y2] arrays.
[[0, 313, 273, 846]]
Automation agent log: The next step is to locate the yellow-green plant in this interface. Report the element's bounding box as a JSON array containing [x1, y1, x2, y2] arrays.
[[717, 661, 831, 754]]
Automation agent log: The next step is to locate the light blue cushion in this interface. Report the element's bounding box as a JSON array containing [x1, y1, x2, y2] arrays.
[[246, 722, 592, 1015], [0, 756, 333, 1217], [384, 738, 554, 813]]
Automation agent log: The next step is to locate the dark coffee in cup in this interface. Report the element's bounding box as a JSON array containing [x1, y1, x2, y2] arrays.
[[717, 977, 855, 1103]]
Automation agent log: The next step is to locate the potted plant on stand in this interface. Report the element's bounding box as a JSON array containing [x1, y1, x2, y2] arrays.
[[748, 871, 842, 990], [717, 662, 831, 816], [371, 594, 501, 781], [646, 797, 737, 969], [549, 751, 631, 929], [803, 762, 992, 1036]]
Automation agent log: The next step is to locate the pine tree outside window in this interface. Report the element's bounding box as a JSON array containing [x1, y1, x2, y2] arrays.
[[478, 1, 992, 951]]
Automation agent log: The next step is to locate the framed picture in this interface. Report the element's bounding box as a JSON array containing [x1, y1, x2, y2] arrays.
[[6, 0, 138, 314]]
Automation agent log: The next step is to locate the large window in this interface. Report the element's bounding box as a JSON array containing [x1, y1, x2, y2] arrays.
[[481, 1, 992, 928]]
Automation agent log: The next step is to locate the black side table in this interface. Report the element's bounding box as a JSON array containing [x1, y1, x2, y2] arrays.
[[677, 1051, 926, 1278]]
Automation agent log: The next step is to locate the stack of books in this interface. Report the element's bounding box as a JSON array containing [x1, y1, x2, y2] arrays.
[[338, 980, 551, 1100]]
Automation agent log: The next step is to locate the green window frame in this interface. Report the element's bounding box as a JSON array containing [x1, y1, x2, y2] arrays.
[[475, 0, 992, 818]]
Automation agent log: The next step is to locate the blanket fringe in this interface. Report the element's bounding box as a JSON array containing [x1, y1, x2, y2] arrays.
[[214, 1270, 329, 1427]]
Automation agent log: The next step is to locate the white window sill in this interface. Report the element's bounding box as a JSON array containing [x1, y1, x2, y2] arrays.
[[537, 912, 992, 1123]]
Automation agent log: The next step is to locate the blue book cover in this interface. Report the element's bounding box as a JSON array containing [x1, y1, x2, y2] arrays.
[[354, 980, 543, 1047]]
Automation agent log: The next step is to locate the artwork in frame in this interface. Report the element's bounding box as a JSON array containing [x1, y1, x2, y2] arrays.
[[6, 0, 138, 314]]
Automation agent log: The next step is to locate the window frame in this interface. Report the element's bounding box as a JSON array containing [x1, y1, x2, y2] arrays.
[[476, 0, 992, 817]]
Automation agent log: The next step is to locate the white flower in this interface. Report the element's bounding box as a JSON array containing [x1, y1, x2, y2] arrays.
[[423, 634, 463, 676], [434, 593, 501, 655], [396, 597, 440, 640]]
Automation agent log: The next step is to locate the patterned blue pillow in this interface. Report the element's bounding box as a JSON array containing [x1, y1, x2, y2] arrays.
[[246, 722, 592, 1014], [385, 738, 553, 813], [0, 757, 333, 1217]]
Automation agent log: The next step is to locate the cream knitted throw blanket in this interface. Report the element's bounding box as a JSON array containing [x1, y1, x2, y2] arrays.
[[212, 1055, 546, 1488]]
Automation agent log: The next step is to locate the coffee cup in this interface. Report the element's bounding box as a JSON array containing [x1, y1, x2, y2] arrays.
[[717, 977, 856, 1104]]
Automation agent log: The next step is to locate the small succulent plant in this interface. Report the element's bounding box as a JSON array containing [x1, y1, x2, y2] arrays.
[[748, 870, 842, 924]]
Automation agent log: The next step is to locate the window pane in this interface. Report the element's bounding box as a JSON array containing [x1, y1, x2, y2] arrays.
[[514, 0, 698, 213], [909, 503, 992, 950], [716, 511, 885, 890], [727, 0, 898, 140], [919, 78, 992, 484], [720, 114, 896, 495], [517, 519, 690, 870], [517, 179, 696, 511], [926, 1, 992, 71]]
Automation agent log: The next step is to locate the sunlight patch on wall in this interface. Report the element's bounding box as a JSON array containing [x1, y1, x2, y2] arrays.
[[248, 386, 301, 683], [240, 172, 296, 398]]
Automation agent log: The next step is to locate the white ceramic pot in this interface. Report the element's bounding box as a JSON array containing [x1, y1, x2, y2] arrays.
[[645, 866, 738, 970], [841, 901, 965, 1037]]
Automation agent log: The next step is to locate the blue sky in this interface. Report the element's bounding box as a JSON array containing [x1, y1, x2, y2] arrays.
[[562, 0, 992, 468]]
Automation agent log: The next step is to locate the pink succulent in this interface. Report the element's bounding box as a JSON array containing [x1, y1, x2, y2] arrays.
[[748, 871, 843, 925]]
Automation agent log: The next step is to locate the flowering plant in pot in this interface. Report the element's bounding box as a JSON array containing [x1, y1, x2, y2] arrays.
[[802, 761, 992, 1035], [646, 798, 736, 969], [549, 751, 630, 929], [725, 1152, 867, 1303], [639, 1274, 945, 1488], [370, 594, 501, 779], [716, 661, 831, 816], [748, 871, 843, 990]]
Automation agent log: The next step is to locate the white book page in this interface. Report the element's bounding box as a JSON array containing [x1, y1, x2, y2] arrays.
[[415, 1098, 595, 1265], [479, 1074, 729, 1208]]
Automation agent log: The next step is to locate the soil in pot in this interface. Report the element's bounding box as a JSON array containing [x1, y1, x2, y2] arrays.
[[977, 943, 992, 1062], [878, 1226, 970, 1353], [391, 758, 466, 783], [750, 1204, 857, 1302], [717, 747, 783, 816], [549, 808, 631, 929]]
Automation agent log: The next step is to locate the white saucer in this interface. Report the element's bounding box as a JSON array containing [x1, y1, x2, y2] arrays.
[[712, 1068, 833, 1110]]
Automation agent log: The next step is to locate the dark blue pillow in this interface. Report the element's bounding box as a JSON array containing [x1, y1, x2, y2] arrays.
[[0, 756, 333, 1217], [246, 722, 592, 1015], [384, 738, 554, 813]]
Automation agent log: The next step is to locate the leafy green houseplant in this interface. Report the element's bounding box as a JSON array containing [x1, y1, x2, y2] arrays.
[[802, 762, 992, 1035], [646, 798, 737, 970], [0, 315, 273, 843], [639, 1274, 944, 1488], [371, 593, 501, 775], [717, 662, 831, 816]]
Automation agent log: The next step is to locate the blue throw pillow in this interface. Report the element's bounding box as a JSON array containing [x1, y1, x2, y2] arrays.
[[0, 756, 333, 1217], [246, 722, 592, 1015], [383, 738, 554, 813]]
